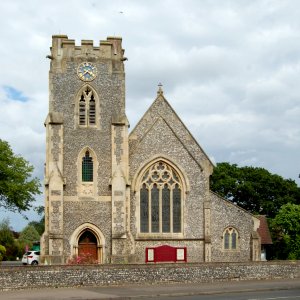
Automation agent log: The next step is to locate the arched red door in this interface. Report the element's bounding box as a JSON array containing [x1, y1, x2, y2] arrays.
[[78, 230, 98, 261]]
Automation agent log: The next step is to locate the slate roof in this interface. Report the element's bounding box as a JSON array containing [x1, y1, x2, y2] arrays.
[[257, 215, 273, 245]]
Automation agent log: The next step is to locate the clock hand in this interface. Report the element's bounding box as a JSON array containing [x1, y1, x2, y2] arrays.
[[87, 70, 93, 75]]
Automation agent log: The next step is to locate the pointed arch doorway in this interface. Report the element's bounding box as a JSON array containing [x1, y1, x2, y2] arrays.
[[78, 230, 98, 261], [70, 223, 105, 264]]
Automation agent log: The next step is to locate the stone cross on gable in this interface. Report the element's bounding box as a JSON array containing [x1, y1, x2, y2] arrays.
[[157, 82, 163, 95]]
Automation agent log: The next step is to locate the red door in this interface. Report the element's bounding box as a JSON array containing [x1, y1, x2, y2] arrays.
[[78, 231, 98, 262]]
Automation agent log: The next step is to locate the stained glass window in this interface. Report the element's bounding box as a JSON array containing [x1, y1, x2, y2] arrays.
[[139, 161, 183, 234], [232, 230, 237, 249], [82, 151, 93, 182], [162, 185, 170, 232], [223, 227, 238, 250], [173, 184, 181, 233], [151, 184, 159, 232], [224, 230, 230, 250], [140, 184, 149, 233]]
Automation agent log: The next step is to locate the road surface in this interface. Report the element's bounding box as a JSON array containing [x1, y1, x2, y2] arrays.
[[0, 278, 299, 299]]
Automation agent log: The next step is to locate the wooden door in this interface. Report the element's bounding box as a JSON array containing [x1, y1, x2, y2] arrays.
[[78, 231, 98, 262]]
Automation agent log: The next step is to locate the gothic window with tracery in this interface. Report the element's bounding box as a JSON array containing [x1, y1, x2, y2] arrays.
[[78, 86, 97, 127], [82, 151, 93, 182], [140, 161, 182, 233], [223, 227, 238, 250]]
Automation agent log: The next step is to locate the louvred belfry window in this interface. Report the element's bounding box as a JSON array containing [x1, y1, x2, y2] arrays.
[[79, 95, 86, 125], [82, 151, 93, 182], [140, 161, 182, 233], [89, 95, 96, 125], [78, 86, 97, 126]]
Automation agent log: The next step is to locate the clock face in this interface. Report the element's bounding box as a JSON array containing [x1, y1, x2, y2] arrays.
[[77, 62, 97, 81]]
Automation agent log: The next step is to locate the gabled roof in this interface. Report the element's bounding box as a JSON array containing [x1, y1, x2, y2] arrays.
[[129, 87, 214, 172], [210, 190, 261, 220], [256, 215, 273, 245]]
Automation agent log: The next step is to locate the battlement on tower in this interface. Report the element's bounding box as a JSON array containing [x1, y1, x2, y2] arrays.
[[50, 34, 125, 61], [49, 35, 126, 73]]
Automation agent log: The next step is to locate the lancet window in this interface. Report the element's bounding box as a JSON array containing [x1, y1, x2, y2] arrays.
[[82, 151, 93, 182], [140, 161, 183, 233]]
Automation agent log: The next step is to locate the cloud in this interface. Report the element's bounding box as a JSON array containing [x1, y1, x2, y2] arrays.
[[0, 0, 300, 230]]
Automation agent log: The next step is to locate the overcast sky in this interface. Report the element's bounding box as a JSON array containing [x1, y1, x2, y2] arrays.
[[0, 0, 299, 231]]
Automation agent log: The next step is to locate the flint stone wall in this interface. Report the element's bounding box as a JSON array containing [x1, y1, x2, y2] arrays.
[[0, 261, 299, 291]]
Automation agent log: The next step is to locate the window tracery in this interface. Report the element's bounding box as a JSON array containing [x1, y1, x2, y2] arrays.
[[139, 161, 182, 234]]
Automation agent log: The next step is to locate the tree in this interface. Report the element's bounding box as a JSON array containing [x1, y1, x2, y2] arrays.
[[0, 139, 41, 212], [28, 219, 44, 236], [0, 219, 18, 260], [17, 225, 41, 258], [271, 203, 300, 259], [210, 162, 300, 218], [0, 218, 15, 247], [19, 225, 40, 245], [28, 206, 45, 236]]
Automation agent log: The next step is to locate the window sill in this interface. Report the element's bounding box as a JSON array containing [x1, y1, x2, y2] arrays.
[[136, 233, 184, 240], [77, 125, 99, 129]]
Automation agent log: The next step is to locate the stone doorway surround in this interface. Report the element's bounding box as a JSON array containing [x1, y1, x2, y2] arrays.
[[69, 223, 106, 263]]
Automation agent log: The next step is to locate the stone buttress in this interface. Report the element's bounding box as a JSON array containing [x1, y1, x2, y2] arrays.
[[111, 114, 133, 263]]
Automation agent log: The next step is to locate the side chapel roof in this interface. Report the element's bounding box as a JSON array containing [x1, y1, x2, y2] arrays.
[[256, 215, 273, 245]]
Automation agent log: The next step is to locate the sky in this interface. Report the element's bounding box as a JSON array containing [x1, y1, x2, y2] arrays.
[[0, 0, 299, 231]]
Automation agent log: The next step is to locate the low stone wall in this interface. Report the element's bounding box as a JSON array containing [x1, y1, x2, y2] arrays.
[[0, 261, 299, 291]]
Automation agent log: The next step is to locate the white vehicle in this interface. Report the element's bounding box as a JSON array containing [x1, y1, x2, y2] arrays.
[[22, 251, 40, 265]]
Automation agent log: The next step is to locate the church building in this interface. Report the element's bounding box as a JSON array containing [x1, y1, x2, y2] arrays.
[[41, 35, 261, 264]]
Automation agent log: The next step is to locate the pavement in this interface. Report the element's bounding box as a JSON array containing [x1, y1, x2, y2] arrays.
[[0, 278, 299, 299], [0, 261, 23, 266]]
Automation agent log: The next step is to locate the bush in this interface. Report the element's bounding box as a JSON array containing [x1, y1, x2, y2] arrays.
[[67, 253, 98, 265], [0, 245, 6, 262], [0, 219, 18, 260]]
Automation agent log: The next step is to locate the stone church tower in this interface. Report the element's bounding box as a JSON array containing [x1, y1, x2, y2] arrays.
[[42, 35, 130, 264], [41, 35, 261, 264]]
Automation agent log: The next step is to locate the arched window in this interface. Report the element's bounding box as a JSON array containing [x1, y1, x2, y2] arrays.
[[78, 86, 97, 127], [82, 151, 93, 182], [140, 161, 182, 233], [223, 227, 238, 250]]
